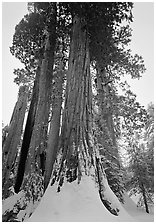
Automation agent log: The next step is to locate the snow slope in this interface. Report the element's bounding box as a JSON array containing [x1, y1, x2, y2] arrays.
[[26, 176, 140, 222]]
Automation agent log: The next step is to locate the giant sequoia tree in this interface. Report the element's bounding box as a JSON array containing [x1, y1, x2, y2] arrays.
[[13, 3, 57, 194], [2, 2, 148, 221]]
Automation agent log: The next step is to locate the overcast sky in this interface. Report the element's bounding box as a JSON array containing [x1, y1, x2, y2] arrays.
[[2, 2, 154, 125]]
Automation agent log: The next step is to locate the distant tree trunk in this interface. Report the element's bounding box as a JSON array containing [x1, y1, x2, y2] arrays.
[[14, 66, 41, 193], [96, 66, 118, 154], [44, 67, 64, 191], [95, 65, 123, 202], [140, 181, 149, 213], [2, 85, 28, 198], [95, 67, 121, 169]]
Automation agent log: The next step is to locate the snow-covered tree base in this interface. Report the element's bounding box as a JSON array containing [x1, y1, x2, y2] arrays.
[[2, 175, 153, 222]]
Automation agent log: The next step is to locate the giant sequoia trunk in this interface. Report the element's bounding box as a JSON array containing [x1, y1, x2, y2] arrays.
[[49, 16, 121, 216], [14, 66, 41, 193], [3, 85, 28, 198], [14, 6, 57, 195], [56, 15, 94, 184], [16, 9, 57, 199], [44, 66, 64, 191], [24, 36, 53, 174], [50, 16, 120, 216]]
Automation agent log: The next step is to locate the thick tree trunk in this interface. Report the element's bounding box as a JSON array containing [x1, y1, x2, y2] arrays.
[[56, 15, 93, 182], [44, 69, 64, 191], [47, 14, 121, 217], [2, 85, 28, 198], [16, 9, 57, 200], [25, 34, 55, 174], [14, 6, 57, 194], [14, 66, 41, 193]]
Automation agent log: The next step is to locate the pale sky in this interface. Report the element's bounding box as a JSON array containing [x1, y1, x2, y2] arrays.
[[2, 2, 154, 125], [2, 2, 28, 125], [127, 2, 154, 107]]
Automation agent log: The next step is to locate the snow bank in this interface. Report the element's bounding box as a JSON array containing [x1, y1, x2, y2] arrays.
[[27, 176, 135, 222]]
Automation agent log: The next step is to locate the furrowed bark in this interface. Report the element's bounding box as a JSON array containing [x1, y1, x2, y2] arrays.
[[56, 15, 95, 184], [14, 66, 41, 193], [20, 6, 57, 196], [44, 68, 64, 191], [25, 34, 56, 174], [3, 85, 28, 197]]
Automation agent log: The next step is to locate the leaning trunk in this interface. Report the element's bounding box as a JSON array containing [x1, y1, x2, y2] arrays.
[[3, 85, 28, 198]]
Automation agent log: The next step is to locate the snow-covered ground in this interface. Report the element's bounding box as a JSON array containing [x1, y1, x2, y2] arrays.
[[26, 176, 154, 222], [122, 192, 154, 222]]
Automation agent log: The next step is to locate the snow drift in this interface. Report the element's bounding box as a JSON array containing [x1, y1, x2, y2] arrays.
[[27, 176, 137, 222]]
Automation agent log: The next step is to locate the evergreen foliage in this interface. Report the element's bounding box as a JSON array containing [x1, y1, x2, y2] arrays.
[[123, 103, 154, 213]]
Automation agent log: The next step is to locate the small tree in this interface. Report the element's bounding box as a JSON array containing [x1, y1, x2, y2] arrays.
[[125, 131, 153, 213]]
